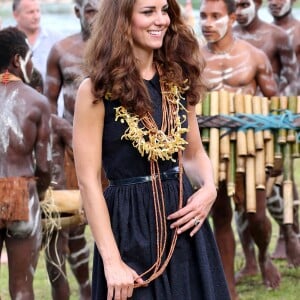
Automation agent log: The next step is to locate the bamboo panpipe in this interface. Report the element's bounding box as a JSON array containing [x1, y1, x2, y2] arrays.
[[244, 95, 256, 156], [198, 91, 299, 212], [252, 96, 264, 150], [209, 91, 220, 186], [234, 94, 247, 157], [278, 96, 288, 144], [246, 156, 256, 212], [219, 90, 230, 161]]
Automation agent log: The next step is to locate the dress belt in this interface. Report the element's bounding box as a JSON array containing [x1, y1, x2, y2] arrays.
[[109, 166, 179, 186]]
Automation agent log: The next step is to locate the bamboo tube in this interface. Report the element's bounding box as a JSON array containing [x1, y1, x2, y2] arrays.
[[283, 180, 294, 224], [201, 93, 210, 144], [270, 96, 282, 173], [227, 141, 236, 197], [236, 156, 246, 173], [219, 161, 227, 182], [244, 94, 256, 156], [246, 157, 256, 212], [219, 90, 230, 161], [283, 142, 292, 188], [261, 97, 272, 141], [283, 143, 293, 181], [278, 96, 288, 144], [252, 96, 264, 150], [282, 143, 293, 223], [209, 91, 220, 186], [292, 143, 300, 158], [229, 92, 237, 141], [255, 149, 266, 190], [265, 134, 275, 170], [287, 96, 297, 143], [234, 94, 247, 156]]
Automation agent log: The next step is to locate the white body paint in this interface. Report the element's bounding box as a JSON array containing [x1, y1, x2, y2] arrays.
[[19, 50, 33, 84], [201, 15, 230, 42], [236, 0, 256, 26], [0, 89, 25, 156]]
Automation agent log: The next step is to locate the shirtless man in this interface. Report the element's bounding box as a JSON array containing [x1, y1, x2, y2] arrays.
[[199, 0, 281, 298], [44, 1, 100, 299], [233, 0, 300, 275], [0, 27, 51, 299], [233, 0, 298, 96], [29, 69, 73, 300], [46, 114, 74, 300], [267, 1, 300, 257], [268, 0, 300, 74]]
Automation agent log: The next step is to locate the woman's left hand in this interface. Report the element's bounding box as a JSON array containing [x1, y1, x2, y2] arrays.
[[167, 184, 217, 237]]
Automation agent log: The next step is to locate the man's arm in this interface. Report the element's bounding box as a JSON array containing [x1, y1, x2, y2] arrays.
[[276, 30, 298, 95], [255, 49, 279, 98], [44, 44, 63, 114], [35, 97, 52, 199], [52, 114, 73, 149]]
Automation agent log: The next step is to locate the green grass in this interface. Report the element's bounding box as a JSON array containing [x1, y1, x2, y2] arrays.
[[235, 239, 300, 300]]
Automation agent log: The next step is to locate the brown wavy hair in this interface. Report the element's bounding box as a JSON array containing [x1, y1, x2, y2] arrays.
[[84, 0, 207, 116]]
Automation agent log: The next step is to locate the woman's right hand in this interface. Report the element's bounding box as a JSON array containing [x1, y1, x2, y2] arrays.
[[104, 259, 144, 300]]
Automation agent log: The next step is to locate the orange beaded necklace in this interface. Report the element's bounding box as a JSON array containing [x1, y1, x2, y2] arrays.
[[0, 70, 21, 84], [115, 64, 189, 287]]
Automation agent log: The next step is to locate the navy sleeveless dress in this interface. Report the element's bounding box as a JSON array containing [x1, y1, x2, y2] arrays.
[[92, 74, 230, 299]]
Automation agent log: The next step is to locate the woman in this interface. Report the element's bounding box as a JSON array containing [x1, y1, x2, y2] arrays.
[[73, 0, 230, 299]]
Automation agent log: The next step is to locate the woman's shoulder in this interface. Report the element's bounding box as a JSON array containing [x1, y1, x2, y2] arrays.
[[78, 77, 92, 93]]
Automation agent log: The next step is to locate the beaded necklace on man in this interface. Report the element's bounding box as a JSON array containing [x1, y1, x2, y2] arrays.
[[114, 64, 189, 286], [0, 71, 21, 84]]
